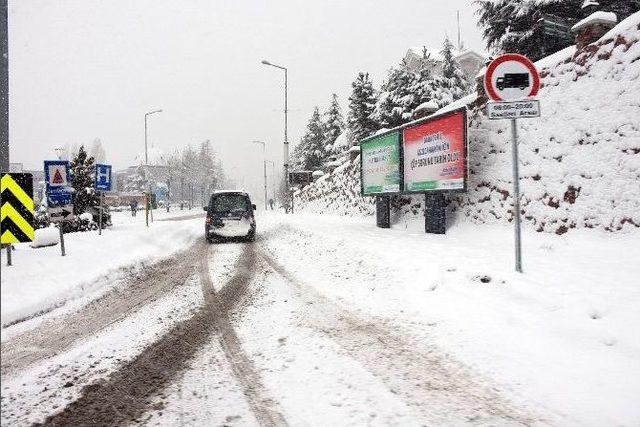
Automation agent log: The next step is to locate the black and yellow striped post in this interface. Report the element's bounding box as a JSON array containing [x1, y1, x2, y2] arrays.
[[1, 173, 35, 265]]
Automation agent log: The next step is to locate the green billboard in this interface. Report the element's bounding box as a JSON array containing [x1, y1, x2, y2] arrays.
[[360, 131, 401, 195]]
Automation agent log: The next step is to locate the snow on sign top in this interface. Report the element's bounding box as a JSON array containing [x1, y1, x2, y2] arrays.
[[484, 54, 540, 102]]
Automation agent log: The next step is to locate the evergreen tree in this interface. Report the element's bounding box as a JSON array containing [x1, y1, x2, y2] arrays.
[[373, 60, 417, 128], [374, 51, 442, 127], [475, 0, 639, 61], [407, 48, 438, 109], [323, 93, 345, 155], [291, 142, 306, 171], [70, 145, 99, 215], [434, 36, 472, 105], [296, 107, 326, 170], [347, 72, 378, 144]]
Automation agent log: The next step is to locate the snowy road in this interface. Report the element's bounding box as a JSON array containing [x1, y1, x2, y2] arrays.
[[2, 212, 639, 426]]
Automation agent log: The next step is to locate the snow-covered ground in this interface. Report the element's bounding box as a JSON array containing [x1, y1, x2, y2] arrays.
[[0, 208, 204, 327], [256, 212, 640, 426], [2, 210, 639, 426]]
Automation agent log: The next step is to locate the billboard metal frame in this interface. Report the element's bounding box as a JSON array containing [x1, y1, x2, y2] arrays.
[[359, 106, 468, 196], [359, 130, 403, 197], [401, 107, 468, 195]]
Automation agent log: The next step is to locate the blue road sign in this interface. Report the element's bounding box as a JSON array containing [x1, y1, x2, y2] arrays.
[[44, 160, 72, 207], [47, 191, 72, 206], [95, 164, 112, 191], [44, 160, 70, 193]]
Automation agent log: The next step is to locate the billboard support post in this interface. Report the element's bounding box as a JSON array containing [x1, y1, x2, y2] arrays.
[[424, 193, 446, 234], [510, 119, 523, 273], [375, 196, 390, 228]]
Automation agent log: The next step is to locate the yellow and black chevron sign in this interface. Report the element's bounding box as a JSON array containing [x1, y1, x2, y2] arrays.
[[1, 173, 35, 244]]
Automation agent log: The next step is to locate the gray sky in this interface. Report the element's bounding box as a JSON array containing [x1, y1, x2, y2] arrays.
[[8, 0, 484, 197]]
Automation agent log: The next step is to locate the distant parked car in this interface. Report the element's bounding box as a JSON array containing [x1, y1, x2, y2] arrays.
[[204, 191, 256, 243]]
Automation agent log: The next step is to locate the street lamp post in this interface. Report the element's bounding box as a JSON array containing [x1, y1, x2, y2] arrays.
[[252, 140, 267, 210], [260, 59, 291, 213], [144, 109, 162, 227]]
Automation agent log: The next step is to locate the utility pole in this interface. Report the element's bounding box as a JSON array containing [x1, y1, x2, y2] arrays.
[[144, 109, 162, 226], [1, 0, 8, 174], [2, 0, 11, 265], [261, 60, 290, 213], [252, 141, 267, 210]]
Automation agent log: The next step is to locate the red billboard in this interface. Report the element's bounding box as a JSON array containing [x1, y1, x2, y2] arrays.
[[402, 108, 467, 192]]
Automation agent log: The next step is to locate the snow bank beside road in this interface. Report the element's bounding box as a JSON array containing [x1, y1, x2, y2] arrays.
[[0, 210, 203, 327], [30, 226, 60, 248], [259, 213, 640, 426]]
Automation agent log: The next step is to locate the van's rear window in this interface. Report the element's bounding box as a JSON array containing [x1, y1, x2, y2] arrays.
[[211, 194, 249, 212]]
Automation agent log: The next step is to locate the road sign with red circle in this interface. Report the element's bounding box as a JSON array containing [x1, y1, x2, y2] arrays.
[[484, 54, 540, 102]]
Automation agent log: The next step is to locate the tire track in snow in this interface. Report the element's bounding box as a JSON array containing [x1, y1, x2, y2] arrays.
[[198, 243, 289, 427], [258, 246, 540, 426], [1, 241, 204, 377], [34, 242, 287, 427]]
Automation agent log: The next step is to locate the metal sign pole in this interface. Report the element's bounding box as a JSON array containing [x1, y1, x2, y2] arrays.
[[98, 191, 103, 235], [59, 222, 66, 256], [510, 118, 523, 273], [6, 245, 11, 266]]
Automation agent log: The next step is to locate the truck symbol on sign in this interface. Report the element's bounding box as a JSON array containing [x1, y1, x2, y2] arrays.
[[496, 73, 529, 90]]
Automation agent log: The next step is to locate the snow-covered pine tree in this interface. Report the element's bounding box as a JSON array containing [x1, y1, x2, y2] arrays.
[[375, 49, 446, 126], [70, 145, 99, 216], [475, 0, 639, 61], [297, 107, 326, 171], [407, 47, 439, 111], [347, 72, 378, 144], [373, 60, 417, 128], [290, 142, 306, 171], [434, 36, 472, 105], [323, 93, 345, 155], [475, 0, 542, 60]]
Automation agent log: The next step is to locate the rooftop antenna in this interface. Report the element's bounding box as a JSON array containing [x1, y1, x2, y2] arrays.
[[456, 10, 462, 50]]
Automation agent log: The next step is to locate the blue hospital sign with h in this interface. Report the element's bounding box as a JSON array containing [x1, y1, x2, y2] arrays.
[[95, 164, 112, 192]]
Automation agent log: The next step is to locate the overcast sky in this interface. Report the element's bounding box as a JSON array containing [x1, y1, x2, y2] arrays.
[[8, 0, 485, 196]]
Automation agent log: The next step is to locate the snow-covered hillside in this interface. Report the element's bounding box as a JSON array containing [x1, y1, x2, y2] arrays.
[[294, 12, 640, 234]]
